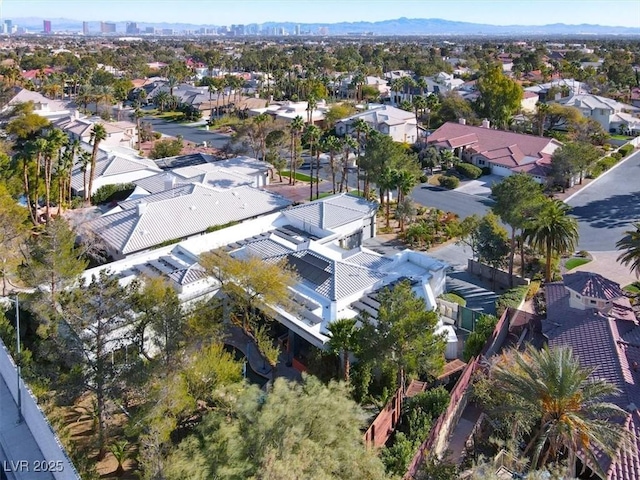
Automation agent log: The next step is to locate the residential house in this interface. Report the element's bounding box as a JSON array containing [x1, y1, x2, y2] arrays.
[[82, 193, 449, 366], [524, 78, 589, 101], [69, 144, 162, 198], [3, 87, 71, 119], [556, 93, 640, 135], [521, 91, 539, 113], [543, 272, 640, 479], [336, 104, 418, 144], [249, 100, 329, 125], [631, 87, 640, 109], [54, 113, 138, 148], [426, 120, 563, 182]]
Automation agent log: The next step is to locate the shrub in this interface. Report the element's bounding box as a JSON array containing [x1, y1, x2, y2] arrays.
[[481, 166, 492, 176], [525, 281, 540, 301], [419, 174, 429, 183], [150, 137, 184, 159], [495, 285, 528, 316], [611, 151, 623, 161], [91, 183, 135, 205], [408, 387, 450, 420], [440, 292, 466, 306], [455, 162, 483, 179], [577, 250, 589, 257], [438, 175, 460, 189], [463, 314, 498, 361], [619, 144, 634, 157]]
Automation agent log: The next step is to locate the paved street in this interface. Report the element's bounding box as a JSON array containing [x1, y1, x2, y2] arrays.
[[144, 117, 232, 149], [567, 149, 640, 252], [410, 184, 494, 220]]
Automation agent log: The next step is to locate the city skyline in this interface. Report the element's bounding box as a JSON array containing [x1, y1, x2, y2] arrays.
[[3, 0, 640, 28]]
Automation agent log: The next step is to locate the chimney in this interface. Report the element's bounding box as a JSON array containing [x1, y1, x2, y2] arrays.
[[137, 202, 147, 217], [164, 173, 175, 191], [482, 119, 490, 129], [458, 118, 466, 125]]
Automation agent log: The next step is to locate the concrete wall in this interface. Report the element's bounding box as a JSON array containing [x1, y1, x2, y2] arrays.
[[467, 259, 529, 290], [0, 338, 80, 480]]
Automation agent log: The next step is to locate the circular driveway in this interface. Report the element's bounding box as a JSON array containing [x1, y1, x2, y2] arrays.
[[566, 149, 640, 252]]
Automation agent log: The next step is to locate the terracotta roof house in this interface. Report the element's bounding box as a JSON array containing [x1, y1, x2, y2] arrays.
[[543, 272, 640, 479], [426, 120, 563, 182]]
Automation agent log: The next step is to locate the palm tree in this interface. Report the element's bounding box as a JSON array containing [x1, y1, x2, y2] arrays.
[[306, 94, 317, 124], [326, 318, 357, 383], [321, 135, 341, 194], [339, 136, 357, 193], [351, 118, 369, 194], [153, 90, 171, 113], [379, 166, 398, 228], [616, 222, 640, 278], [303, 124, 321, 200], [523, 199, 579, 282], [43, 128, 67, 222], [412, 95, 427, 143], [391, 78, 404, 105], [132, 108, 145, 151], [490, 345, 630, 478], [425, 94, 440, 130], [109, 440, 130, 477], [86, 124, 107, 204], [288, 115, 305, 185]]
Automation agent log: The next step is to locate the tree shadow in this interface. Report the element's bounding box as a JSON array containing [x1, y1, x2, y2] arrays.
[[569, 192, 640, 230]]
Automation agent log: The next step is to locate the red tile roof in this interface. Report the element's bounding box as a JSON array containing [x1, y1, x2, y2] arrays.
[[426, 122, 561, 170], [544, 281, 640, 479], [563, 271, 625, 301]]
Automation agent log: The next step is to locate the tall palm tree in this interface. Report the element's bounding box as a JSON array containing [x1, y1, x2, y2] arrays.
[[425, 94, 440, 130], [412, 95, 427, 143], [303, 124, 321, 200], [43, 128, 67, 222], [326, 318, 357, 383], [79, 150, 92, 202], [306, 94, 317, 124], [132, 108, 145, 151], [524, 199, 579, 282], [321, 135, 341, 194], [379, 166, 398, 228], [288, 115, 305, 185], [86, 124, 107, 204], [351, 118, 369, 194], [616, 222, 640, 278], [339, 136, 357, 193], [490, 345, 630, 478], [153, 91, 170, 113]]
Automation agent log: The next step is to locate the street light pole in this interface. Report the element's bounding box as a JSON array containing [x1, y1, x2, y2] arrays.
[[15, 294, 22, 424]]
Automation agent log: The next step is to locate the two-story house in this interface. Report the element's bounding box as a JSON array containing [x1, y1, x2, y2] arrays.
[[336, 104, 418, 144], [556, 93, 640, 135]]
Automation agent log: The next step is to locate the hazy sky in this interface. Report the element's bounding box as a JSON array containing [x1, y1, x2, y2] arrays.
[[3, 0, 640, 28]]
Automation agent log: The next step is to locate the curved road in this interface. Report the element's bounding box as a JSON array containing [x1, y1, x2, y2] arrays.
[[144, 117, 231, 150], [567, 149, 640, 252]]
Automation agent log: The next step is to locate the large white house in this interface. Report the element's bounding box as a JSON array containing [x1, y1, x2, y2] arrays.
[[556, 93, 640, 135], [336, 104, 418, 144], [83, 193, 449, 366]]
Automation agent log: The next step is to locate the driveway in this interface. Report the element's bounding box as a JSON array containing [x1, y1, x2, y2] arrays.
[[454, 174, 502, 197], [570, 251, 638, 288], [566, 149, 640, 252], [411, 184, 494, 220], [144, 117, 231, 149]]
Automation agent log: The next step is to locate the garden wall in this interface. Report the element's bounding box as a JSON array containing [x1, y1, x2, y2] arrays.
[[363, 385, 404, 448], [467, 259, 529, 290]]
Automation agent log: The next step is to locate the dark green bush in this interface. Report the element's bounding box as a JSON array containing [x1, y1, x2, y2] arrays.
[[619, 144, 634, 157], [438, 175, 460, 189], [495, 285, 528, 316], [91, 183, 135, 205], [481, 166, 492, 175], [419, 174, 429, 183], [611, 151, 623, 161], [455, 162, 483, 179]]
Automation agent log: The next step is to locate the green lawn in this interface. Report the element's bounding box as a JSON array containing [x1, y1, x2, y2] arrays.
[[610, 134, 633, 141], [565, 257, 591, 271], [280, 170, 312, 182], [623, 282, 640, 295]]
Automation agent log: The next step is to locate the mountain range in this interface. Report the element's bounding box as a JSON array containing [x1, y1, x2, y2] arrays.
[[10, 16, 640, 36]]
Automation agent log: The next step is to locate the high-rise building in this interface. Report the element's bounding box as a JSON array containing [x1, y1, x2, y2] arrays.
[[43, 20, 52, 34], [3, 20, 12, 34], [83, 21, 89, 35], [126, 22, 139, 34], [294, 24, 301, 35], [100, 21, 116, 34]]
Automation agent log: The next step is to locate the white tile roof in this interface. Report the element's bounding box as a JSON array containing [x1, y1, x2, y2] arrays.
[[89, 184, 291, 255], [283, 193, 377, 230]]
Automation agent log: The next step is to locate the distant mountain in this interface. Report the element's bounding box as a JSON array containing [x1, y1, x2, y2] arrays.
[[9, 16, 640, 36]]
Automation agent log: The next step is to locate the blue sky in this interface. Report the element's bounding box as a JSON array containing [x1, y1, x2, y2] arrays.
[[3, 0, 640, 27]]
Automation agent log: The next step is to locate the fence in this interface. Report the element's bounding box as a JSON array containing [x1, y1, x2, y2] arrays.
[[363, 385, 404, 448], [467, 260, 529, 290], [403, 308, 512, 479], [0, 337, 80, 480]]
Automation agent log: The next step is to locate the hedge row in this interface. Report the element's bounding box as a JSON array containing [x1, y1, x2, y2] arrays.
[[439, 175, 460, 189], [495, 285, 528, 316], [455, 162, 483, 179]]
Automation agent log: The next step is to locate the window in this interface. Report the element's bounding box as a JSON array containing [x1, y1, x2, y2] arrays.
[[477, 159, 485, 166], [590, 300, 596, 305], [575, 294, 580, 299]]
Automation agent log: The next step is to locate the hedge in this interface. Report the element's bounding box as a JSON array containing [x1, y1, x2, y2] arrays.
[[495, 285, 528, 316], [91, 183, 135, 205], [455, 163, 483, 179], [619, 144, 634, 157], [440, 292, 467, 306], [438, 175, 460, 189]]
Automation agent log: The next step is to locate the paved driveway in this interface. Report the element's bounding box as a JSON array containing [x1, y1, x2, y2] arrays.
[[411, 184, 494, 220], [567, 149, 640, 252], [144, 117, 231, 149], [454, 174, 502, 196]]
